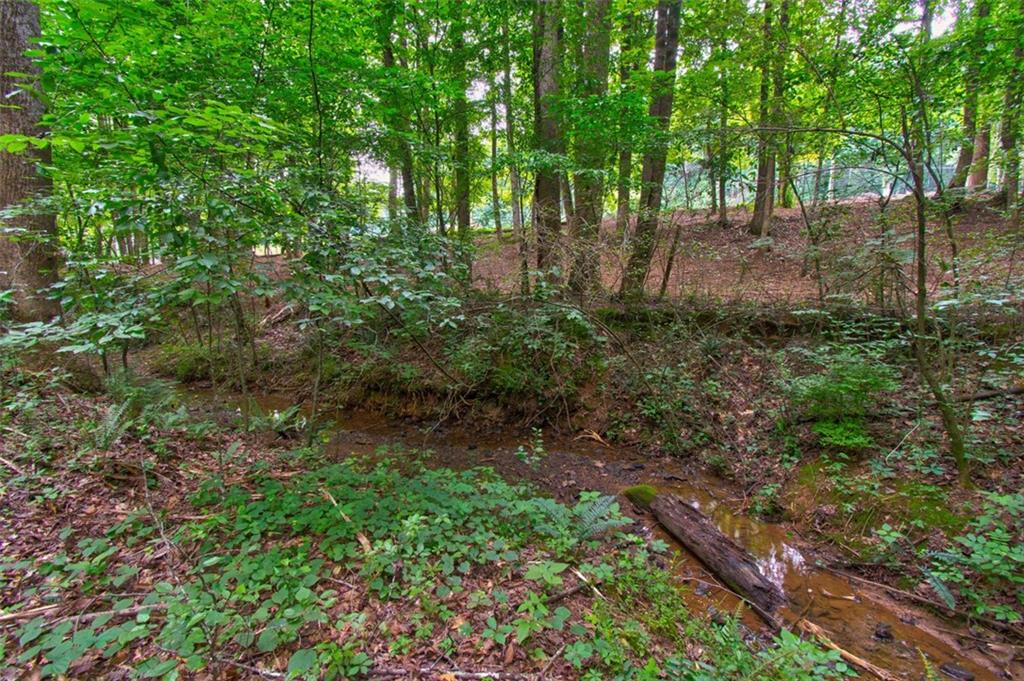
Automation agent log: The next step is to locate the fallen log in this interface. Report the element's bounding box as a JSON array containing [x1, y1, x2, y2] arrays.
[[648, 493, 786, 624]]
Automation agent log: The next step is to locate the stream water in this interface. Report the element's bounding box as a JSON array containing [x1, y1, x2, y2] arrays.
[[192, 390, 1019, 680]]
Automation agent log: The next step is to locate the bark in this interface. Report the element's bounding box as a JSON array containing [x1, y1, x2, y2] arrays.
[[378, 12, 419, 218], [532, 0, 563, 276], [967, 122, 990, 190], [568, 0, 612, 295], [489, 90, 503, 238], [560, 171, 574, 224], [615, 148, 632, 235], [501, 18, 529, 293], [999, 0, 1023, 225], [650, 494, 786, 621], [748, 1, 775, 237], [948, 1, 989, 191], [388, 166, 399, 221], [749, 0, 788, 237], [620, 0, 682, 297], [0, 0, 61, 322], [614, 11, 643, 238], [452, 10, 471, 245]]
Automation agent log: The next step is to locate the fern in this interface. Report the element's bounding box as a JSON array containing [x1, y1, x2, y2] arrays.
[[572, 494, 628, 541], [93, 400, 132, 450]]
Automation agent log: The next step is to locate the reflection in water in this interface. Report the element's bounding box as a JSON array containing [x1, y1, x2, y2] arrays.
[[671, 490, 807, 590]]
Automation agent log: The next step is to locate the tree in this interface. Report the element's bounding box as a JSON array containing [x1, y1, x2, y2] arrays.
[[1000, 0, 1023, 225], [532, 0, 563, 276], [748, 0, 789, 238], [620, 0, 682, 298], [452, 4, 472, 250], [948, 0, 990, 192], [0, 0, 61, 322], [613, 8, 647, 238], [567, 0, 612, 295]]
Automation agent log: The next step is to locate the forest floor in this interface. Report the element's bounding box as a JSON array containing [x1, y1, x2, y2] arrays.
[[2, 197, 1023, 679], [473, 195, 1019, 304], [1, 360, 860, 680]]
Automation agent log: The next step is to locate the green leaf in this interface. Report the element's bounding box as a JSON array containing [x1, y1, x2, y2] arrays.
[[287, 648, 318, 677]]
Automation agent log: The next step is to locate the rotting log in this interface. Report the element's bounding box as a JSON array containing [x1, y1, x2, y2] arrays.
[[649, 494, 786, 624]]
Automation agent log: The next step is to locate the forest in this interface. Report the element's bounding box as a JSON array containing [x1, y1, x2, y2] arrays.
[[0, 0, 1022, 678]]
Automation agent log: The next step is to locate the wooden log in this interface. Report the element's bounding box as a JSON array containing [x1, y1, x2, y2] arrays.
[[650, 494, 786, 622]]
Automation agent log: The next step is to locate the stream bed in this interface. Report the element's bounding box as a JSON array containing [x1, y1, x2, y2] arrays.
[[192, 390, 1020, 680]]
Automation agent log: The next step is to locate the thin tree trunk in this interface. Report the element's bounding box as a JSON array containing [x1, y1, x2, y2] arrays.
[[502, 16, 529, 293], [749, 0, 776, 238], [614, 11, 643, 239], [388, 165, 399, 221], [452, 9, 471, 275], [717, 52, 730, 225], [532, 0, 563, 277], [620, 0, 682, 297], [489, 88, 503, 239], [379, 16, 419, 218], [615, 148, 632, 235], [0, 0, 61, 322], [1000, 3, 1022, 226], [568, 0, 612, 295]]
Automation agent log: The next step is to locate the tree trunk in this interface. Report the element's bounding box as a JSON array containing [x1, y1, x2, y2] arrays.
[[620, 0, 682, 298], [614, 11, 643, 239], [453, 9, 471, 252], [748, 1, 775, 237], [749, 0, 788, 237], [1000, 0, 1023, 226], [0, 0, 61, 322], [532, 0, 563, 277], [378, 15, 419, 218], [501, 18, 529, 293], [717, 55, 730, 225], [949, 1, 989, 191], [568, 0, 612, 295], [967, 122, 991, 190], [388, 165, 399, 221], [489, 89, 503, 239]]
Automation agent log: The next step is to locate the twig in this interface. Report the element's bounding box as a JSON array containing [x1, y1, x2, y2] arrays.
[[0, 455, 27, 478], [0, 603, 60, 624], [830, 568, 1023, 639], [50, 603, 166, 626], [371, 669, 537, 680], [797, 620, 899, 681], [0, 602, 164, 626], [539, 643, 565, 679]]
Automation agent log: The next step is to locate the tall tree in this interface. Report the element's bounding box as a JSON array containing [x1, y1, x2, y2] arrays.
[[949, 0, 990, 191], [614, 10, 646, 237], [1000, 0, 1023, 226], [489, 83, 503, 239], [500, 13, 530, 293], [377, 4, 419, 218], [568, 0, 612, 294], [532, 0, 563, 276], [0, 0, 61, 321], [748, 0, 789, 238], [452, 6, 472, 248], [620, 0, 682, 297]]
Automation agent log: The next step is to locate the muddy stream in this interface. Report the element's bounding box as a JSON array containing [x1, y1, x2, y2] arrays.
[[192, 390, 1020, 680]]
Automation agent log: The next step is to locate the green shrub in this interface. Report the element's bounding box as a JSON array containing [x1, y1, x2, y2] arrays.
[[788, 348, 898, 421], [812, 418, 874, 452]]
